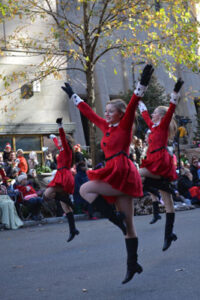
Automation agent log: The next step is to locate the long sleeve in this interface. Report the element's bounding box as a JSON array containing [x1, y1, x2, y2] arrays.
[[120, 93, 140, 130], [59, 127, 72, 157], [141, 110, 154, 129], [18, 157, 28, 174], [52, 137, 60, 150], [160, 103, 176, 130], [77, 102, 107, 132]]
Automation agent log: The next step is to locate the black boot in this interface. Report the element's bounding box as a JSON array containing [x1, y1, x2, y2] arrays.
[[162, 213, 177, 251], [66, 212, 79, 242], [150, 201, 161, 224], [92, 196, 126, 235], [122, 238, 143, 284]]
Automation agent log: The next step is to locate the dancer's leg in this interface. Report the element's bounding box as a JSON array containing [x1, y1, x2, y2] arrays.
[[139, 168, 160, 183], [160, 191, 177, 251], [80, 180, 127, 235], [149, 193, 161, 224], [80, 180, 124, 203], [116, 196, 143, 284]]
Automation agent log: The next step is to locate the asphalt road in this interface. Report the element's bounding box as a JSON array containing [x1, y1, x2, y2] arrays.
[[0, 208, 200, 300]]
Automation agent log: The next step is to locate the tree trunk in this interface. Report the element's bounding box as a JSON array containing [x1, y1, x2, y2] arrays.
[[85, 63, 97, 167]]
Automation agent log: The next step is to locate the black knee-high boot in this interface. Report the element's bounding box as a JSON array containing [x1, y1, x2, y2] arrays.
[[66, 212, 79, 242], [122, 238, 143, 284], [162, 213, 177, 251], [92, 196, 126, 235], [150, 201, 161, 224]]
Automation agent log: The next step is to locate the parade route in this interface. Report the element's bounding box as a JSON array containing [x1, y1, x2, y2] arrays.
[[0, 208, 200, 300]]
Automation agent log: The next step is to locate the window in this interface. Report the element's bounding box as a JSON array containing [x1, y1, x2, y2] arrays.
[[15, 136, 41, 151], [0, 135, 44, 164]]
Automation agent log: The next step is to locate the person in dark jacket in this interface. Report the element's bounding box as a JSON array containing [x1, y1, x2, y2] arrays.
[[190, 156, 200, 186], [3, 143, 12, 163], [73, 161, 97, 219], [177, 168, 199, 204]]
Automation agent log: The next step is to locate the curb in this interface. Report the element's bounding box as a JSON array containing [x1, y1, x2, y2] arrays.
[[21, 203, 195, 228], [22, 214, 88, 228]]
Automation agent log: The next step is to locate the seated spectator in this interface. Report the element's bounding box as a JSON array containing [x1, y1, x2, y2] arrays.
[[10, 167, 19, 180], [190, 156, 200, 186], [28, 151, 39, 170], [15, 174, 44, 220], [0, 176, 23, 229], [3, 143, 12, 163], [4, 151, 18, 178], [44, 152, 57, 170], [4, 177, 20, 202], [177, 168, 200, 205], [16, 149, 28, 174], [27, 169, 43, 196]]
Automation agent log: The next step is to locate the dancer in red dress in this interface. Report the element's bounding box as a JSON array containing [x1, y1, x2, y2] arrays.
[[62, 64, 154, 284], [138, 78, 184, 251], [44, 118, 79, 242]]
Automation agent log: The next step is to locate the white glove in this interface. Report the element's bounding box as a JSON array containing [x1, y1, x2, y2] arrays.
[[134, 82, 148, 97], [49, 134, 56, 139], [170, 92, 180, 105], [26, 186, 31, 191], [71, 94, 84, 106], [42, 146, 48, 152], [138, 101, 147, 113]]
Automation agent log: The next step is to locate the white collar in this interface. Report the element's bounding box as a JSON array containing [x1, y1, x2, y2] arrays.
[[152, 121, 160, 128], [108, 122, 119, 128]]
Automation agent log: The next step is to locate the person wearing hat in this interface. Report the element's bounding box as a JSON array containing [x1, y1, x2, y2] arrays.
[[15, 174, 44, 221], [3, 143, 12, 163], [16, 149, 28, 175], [44, 118, 79, 242]]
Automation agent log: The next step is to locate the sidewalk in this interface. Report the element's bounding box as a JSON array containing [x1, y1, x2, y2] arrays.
[[21, 201, 196, 228], [0, 202, 196, 230], [22, 213, 88, 228]]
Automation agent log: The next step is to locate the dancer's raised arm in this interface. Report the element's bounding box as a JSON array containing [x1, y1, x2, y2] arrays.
[[160, 78, 184, 129], [62, 83, 106, 131], [120, 64, 154, 130]]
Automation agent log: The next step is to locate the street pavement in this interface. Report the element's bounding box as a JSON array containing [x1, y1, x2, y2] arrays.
[[0, 208, 200, 300]]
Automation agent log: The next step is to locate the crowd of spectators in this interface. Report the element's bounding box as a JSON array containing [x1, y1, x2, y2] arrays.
[[0, 139, 200, 230], [129, 136, 200, 206], [0, 144, 45, 228]]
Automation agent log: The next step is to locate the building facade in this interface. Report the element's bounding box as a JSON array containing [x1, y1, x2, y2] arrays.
[[0, 1, 199, 163]]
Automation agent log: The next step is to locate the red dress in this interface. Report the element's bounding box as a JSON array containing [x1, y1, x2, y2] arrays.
[[77, 94, 143, 199], [48, 128, 74, 194], [140, 103, 177, 181]]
